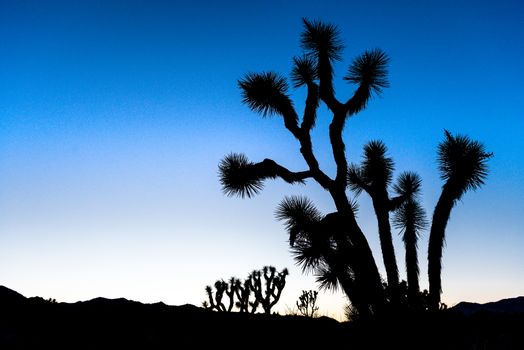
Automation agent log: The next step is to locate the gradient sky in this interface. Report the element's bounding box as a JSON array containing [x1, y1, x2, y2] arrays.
[[1, 0, 523, 320]]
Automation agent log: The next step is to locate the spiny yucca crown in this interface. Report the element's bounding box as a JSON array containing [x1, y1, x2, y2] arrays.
[[218, 153, 264, 198], [344, 49, 390, 95], [301, 18, 344, 61], [438, 130, 492, 198], [238, 72, 292, 118]]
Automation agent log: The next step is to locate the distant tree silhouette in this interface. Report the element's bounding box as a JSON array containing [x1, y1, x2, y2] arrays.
[[219, 19, 491, 317], [296, 290, 319, 318], [203, 266, 288, 314], [231, 277, 253, 313], [204, 280, 232, 312], [248, 266, 288, 314]]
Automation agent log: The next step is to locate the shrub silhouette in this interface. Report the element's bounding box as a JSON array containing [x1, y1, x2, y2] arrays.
[[296, 290, 319, 318], [219, 18, 491, 316]]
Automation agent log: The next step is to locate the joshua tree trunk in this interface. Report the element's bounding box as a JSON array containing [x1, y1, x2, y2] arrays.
[[404, 225, 420, 305], [330, 189, 386, 315], [372, 195, 400, 304], [428, 187, 454, 310]]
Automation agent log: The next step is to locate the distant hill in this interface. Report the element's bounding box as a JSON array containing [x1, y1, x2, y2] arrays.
[[0, 285, 345, 349], [0, 285, 26, 306], [452, 296, 524, 316], [1, 285, 523, 349]]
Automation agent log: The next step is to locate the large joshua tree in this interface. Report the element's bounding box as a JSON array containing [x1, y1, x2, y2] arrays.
[[219, 19, 491, 317]]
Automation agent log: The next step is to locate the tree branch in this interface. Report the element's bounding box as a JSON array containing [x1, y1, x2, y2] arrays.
[[219, 154, 312, 198], [344, 83, 371, 116], [318, 55, 344, 113], [329, 111, 349, 187], [290, 80, 333, 190], [257, 158, 312, 184], [279, 102, 301, 138], [300, 82, 319, 132]]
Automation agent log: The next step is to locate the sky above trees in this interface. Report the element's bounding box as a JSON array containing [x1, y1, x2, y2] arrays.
[[1, 0, 523, 319]]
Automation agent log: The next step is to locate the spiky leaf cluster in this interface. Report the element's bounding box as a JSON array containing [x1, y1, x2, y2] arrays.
[[315, 262, 340, 292], [393, 199, 428, 241], [291, 55, 318, 87], [238, 72, 293, 118], [437, 130, 492, 200], [344, 49, 390, 96], [362, 140, 394, 188], [300, 18, 343, 61], [218, 153, 265, 198], [394, 171, 422, 198], [275, 196, 323, 247]]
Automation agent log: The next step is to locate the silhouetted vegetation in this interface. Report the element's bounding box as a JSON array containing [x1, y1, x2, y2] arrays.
[[296, 290, 319, 318], [1, 285, 522, 349], [219, 18, 492, 318], [203, 266, 288, 314]]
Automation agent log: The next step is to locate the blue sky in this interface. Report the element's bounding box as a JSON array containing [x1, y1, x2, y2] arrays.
[[1, 0, 523, 319]]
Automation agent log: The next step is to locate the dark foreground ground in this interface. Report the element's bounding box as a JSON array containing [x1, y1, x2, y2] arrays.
[[1, 286, 523, 349]]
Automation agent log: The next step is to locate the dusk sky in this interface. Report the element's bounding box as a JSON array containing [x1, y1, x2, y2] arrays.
[[1, 0, 523, 320]]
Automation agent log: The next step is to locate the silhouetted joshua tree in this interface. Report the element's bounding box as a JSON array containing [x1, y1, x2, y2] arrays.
[[348, 141, 402, 304], [428, 131, 492, 310], [232, 277, 255, 313], [219, 19, 491, 317], [204, 266, 287, 314], [296, 290, 319, 318], [205, 280, 233, 312], [392, 173, 427, 307], [248, 266, 289, 314]]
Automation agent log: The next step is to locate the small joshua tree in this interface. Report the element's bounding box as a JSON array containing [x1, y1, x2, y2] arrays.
[[296, 290, 319, 318], [204, 266, 288, 314], [233, 277, 254, 313], [205, 280, 234, 312], [249, 266, 289, 314]]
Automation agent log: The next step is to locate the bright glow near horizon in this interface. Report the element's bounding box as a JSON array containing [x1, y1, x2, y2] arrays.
[[1, 0, 523, 321]]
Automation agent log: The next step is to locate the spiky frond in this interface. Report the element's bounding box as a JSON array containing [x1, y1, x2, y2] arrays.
[[437, 130, 492, 199], [291, 238, 325, 274], [315, 263, 340, 292], [362, 140, 394, 188], [238, 72, 294, 118], [275, 196, 323, 247], [394, 171, 422, 198], [301, 18, 343, 61], [344, 49, 390, 95], [348, 197, 360, 217], [393, 199, 428, 239], [291, 55, 318, 88], [347, 164, 365, 195], [218, 153, 264, 198]]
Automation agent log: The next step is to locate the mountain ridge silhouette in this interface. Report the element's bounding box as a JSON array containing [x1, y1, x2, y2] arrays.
[[1, 285, 523, 349], [451, 296, 524, 316]]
